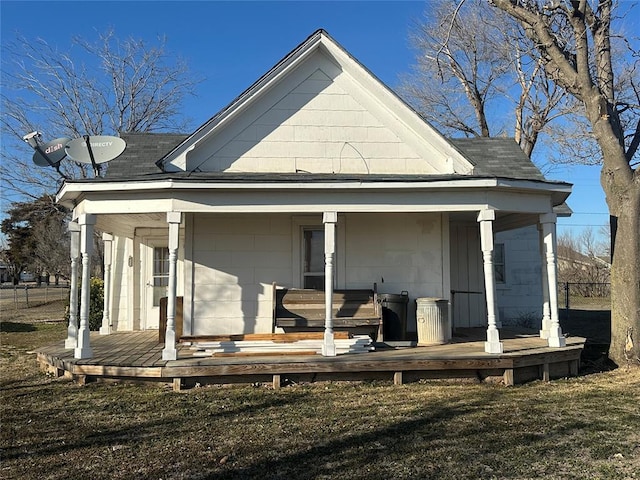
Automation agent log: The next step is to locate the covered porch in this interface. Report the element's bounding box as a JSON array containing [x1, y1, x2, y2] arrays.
[[37, 328, 585, 390], [58, 174, 573, 358]]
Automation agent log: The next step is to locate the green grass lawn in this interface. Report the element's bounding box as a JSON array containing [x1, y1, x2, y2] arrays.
[[1, 302, 639, 479]]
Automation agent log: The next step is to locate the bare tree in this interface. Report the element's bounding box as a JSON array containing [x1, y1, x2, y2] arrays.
[[1, 29, 200, 200], [489, 0, 639, 367], [401, 0, 576, 161], [557, 229, 610, 296]]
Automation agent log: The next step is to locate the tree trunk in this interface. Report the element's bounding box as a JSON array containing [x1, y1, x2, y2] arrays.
[[608, 185, 640, 366], [585, 92, 640, 367], [489, 0, 639, 368]]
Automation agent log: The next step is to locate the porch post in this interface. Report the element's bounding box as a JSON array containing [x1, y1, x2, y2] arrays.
[[538, 224, 551, 339], [64, 222, 81, 348], [477, 210, 503, 354], [162, 212, 181, 361], [75, 214, 96, 359], [322, 211, 337, 357], [99, 233, 113, 335], [540, 213, 566, 347]]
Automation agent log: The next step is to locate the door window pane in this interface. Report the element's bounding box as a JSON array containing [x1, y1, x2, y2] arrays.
[[494, 243, 506, 283], [303, 229, 324, 289], [152, 247, 169, 306]]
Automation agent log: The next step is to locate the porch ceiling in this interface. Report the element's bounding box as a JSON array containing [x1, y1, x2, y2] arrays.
[[96, 212, 167, 237], [96, 210, 552, 238]]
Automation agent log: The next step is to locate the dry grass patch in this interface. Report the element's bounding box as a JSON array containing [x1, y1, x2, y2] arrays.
[[1, 316, 639, 480]]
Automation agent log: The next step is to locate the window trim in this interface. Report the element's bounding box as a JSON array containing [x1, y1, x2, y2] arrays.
[[494, 242, 506, 284], [302, 227, 326, 289], [292, 215, 345, 289]]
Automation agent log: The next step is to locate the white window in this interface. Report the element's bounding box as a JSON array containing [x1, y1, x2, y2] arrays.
[[494, 243, 506, 283], [303, 228, 325, 289], [152, 246, 169, 306]]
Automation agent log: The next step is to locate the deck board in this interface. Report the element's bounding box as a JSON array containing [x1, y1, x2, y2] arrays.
[[36, 329, 586, 387]]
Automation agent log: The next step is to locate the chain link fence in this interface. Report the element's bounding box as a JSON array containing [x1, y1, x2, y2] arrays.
[[0, 284, 70, 310], [557, 282, 611, 311]]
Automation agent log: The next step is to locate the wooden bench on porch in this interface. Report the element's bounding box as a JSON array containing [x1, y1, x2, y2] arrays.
[[272, 283, 383, 342]]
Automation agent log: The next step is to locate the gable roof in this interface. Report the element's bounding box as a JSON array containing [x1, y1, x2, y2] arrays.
[[156, 29, 474, 175], [557, 245, 611, 267], [97, 31, 561, 190]]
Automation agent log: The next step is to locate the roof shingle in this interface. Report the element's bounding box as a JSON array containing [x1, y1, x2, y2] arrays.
[[449, 137, 545, 181], [105, 133, 189, 179]]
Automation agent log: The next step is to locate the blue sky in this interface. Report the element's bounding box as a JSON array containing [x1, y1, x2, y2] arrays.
[[1, 0, 619, 246]]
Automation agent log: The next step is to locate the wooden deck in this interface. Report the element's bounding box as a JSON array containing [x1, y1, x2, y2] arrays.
[[36, 329, 586, 390]]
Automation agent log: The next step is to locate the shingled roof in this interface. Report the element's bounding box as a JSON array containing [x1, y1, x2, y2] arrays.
[[449, 137, 545, 181], [106, 133, 548, 183], [105, 132, 189, 179]]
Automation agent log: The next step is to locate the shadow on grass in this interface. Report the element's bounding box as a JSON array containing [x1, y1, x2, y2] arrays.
[[1, 386, 315, 464], [2, 385, 507, 480], [203, 390, 534, 480], [560, 309, 615, 373], [0, 322, 37, 333]]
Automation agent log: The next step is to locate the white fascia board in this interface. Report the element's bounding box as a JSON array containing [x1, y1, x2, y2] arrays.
[[58, 178, 499, 202], [57, 180, 174, 206], [58, 176, 570, 217], [495, 178, 572, 192], [57, 177, 570, 201], [494, 178, 572, 206]]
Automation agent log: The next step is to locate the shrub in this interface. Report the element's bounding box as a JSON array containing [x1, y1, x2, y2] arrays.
[[64, 277, 104, 331]]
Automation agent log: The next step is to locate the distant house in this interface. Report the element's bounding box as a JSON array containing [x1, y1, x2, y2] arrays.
[[19, 271, 36, 283], [557, 244, 610, 298], [557, 245, 611, 276], [56, 30, 571, 360], [0, 263, 9, 283]]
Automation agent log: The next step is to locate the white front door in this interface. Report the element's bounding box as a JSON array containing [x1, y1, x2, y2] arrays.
[[144, 242, 169, 329]]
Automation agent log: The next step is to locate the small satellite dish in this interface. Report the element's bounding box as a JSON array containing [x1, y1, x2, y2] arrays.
[[32, 137, 72, 167], [65, 135, 126, 164]]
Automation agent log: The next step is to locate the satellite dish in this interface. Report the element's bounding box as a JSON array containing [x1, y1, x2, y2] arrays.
[[32, 137, 72, 167], [65, 135, 126, 164]]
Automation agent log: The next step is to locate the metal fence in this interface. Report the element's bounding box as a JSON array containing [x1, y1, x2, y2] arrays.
[[0, 282, 612, 312], [557, 282, 611, 311], [0, 285, 70, 309]]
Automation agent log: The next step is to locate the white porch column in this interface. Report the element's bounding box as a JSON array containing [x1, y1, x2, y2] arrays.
[[477, 210, 503, 354], [538, 224, 551, 339], [99, 233, 113, 335], [162, 212, 181, 361], [322, 211, 337, 357], [65, 222, 81, 349], [75, 214, 96, 359], [540, 213, 566, 347]]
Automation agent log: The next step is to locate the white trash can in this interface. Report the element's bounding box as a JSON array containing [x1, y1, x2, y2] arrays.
[[415, 298, 451, 345]]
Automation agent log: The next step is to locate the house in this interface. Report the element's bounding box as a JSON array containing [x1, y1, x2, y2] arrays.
[[0, 262, 9, 283], [557, 244, 611, 283], [56, 30, 571, 361], [557, 244, 611, 299]]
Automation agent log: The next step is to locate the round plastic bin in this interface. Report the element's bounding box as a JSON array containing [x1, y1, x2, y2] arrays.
[[379, 292, 409, 341], [415, 298, 450, 345]]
